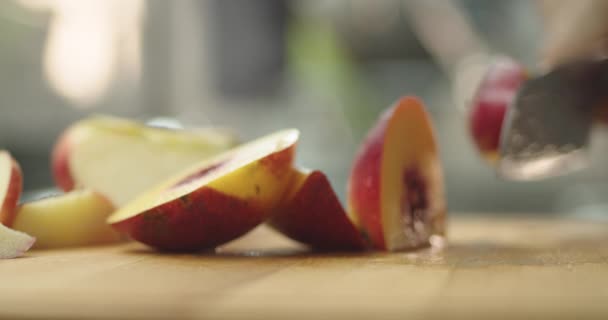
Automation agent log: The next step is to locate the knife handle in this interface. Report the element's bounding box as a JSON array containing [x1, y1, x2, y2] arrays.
[[552, 60, 608, 115]]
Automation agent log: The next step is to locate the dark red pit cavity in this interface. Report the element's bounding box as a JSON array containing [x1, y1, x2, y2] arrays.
[[171, 160, 227, 189], [401, 167, 429, 226]]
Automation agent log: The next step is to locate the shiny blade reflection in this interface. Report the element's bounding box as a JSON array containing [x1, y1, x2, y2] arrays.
[[497, 60, 608, 180]]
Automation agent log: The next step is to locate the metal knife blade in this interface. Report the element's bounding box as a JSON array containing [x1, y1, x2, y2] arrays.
[[497, 59, 608, 181]]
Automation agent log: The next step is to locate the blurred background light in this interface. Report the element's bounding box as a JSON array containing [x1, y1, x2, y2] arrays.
[[19, 0, 144, 107]]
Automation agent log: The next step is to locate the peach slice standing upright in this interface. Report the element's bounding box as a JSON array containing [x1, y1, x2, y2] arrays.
[[268, 169, 367, 251], [0, 150, 23, 227], [107, 129, 299, 251], [348, 97, 446, 251]]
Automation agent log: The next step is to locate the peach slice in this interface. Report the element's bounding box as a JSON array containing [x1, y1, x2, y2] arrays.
[[0, 150, 23, 227], [12, 190, 121, 249], [52, 115, 238, 206], [468, 57, 527, 163], [268, 169, 367, 251], [0, 223, 35, 259], [347, 97, 446, 251], [107, 129, 299, 251]]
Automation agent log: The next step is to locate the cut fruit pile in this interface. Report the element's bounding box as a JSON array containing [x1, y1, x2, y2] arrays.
[[106, 96, 445, 252], [0, 117, 238, 258], [1, 96, 447, 257], [0, 149, 121, 257]]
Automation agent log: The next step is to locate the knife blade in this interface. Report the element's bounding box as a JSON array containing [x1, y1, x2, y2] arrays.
[[497, 59, 608, 180]]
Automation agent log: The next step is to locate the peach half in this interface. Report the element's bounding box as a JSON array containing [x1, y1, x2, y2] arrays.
[[0, 150, 23, 227], [347, 97, 446, 251], [107, 129, 299, 251], [268, 169, 367, 251]]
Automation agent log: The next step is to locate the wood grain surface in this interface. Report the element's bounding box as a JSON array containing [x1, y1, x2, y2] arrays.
[[1, 215, 607, 320]]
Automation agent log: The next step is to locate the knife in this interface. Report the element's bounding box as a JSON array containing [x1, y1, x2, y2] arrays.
[[497, 59, 608, 181]]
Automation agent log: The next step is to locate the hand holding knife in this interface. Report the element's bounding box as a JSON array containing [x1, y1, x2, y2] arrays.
[[496, 0, 608, 180], [498, 59, 608, 180], [403, 0, 608, 181]]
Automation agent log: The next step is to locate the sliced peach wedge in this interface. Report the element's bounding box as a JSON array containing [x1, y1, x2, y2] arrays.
[[107, 129, 299, 252], [0, 150, 23, 227], [268, 168, 368, 251], [52, 115, 238, 206], [13, 190, 121, 249], [348, 97, 446, 251]]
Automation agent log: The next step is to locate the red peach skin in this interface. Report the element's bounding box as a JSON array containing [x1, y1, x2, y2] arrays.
[[269, 170, 367, 251], [468, 57, 527, 163], [0, 151, 23, 227]]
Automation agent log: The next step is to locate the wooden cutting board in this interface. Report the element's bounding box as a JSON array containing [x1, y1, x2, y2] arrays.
[[1, 215, 608, 320]]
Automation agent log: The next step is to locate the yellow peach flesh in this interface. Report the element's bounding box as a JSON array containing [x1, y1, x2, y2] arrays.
[[381, 99, 445, 251], [13, 190, 121, 248]]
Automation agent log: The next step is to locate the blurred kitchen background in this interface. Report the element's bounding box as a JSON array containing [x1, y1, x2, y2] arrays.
[[2, 0, 608, 216]]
